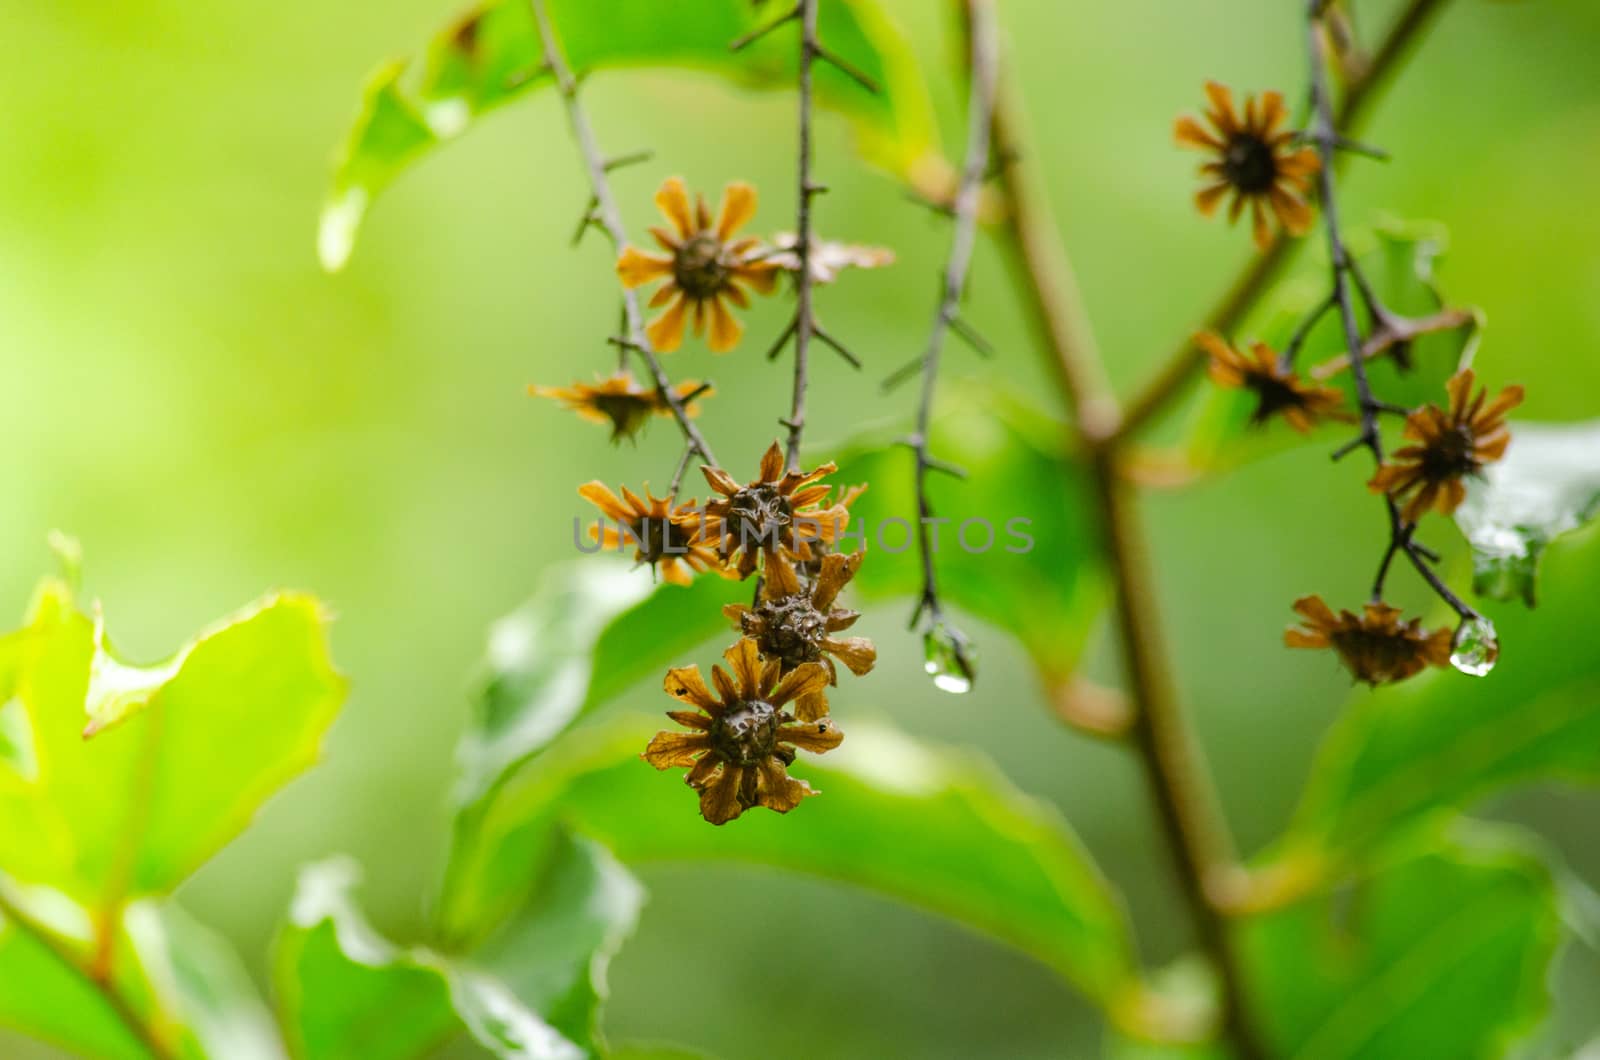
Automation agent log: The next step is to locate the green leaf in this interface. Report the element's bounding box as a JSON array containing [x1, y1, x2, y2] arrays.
[[0, 577, 346, 907], [0, 879, 285, 1060], [471, 829, 644, 1056], [275, 859, 581, 1060], [1456, 420, 1600, 607], [321, 0, 937, 270], [455, 561, 733, 814], [439, 715, 1137, 1008], [1184, 219, 1480, 474], [832, 387, 1106, 685], [1269, 527, 1600, 883], [1243, 831, 1559, 1060]]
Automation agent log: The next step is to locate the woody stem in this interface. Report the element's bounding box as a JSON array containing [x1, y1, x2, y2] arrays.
[[527, 0, 718, 470], [975, 5, 1267, 1056], [783, 0, 821, 472]]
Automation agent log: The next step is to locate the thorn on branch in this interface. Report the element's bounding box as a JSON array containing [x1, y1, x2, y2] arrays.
[[948, 315, 996, 358], [881, 357, 922, 393], [814, 323, 863, 368], [815, 44, 880, 94], [764, 315, 799, 361], [602, 149, 655, 172], [728, 3, 801, 51]]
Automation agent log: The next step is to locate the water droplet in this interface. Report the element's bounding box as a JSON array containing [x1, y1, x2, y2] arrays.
[[1450, 616, 1499, 676], [923, 623, 977, 694]]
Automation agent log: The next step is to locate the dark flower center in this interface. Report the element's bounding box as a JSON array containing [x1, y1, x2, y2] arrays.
[[709, 699, 780, 766], [744, 593, 827, 669], [1246, 371, 1306, 423], [673, 235, 729, 299], [1331, 629, 1421, 684], [1420, 424, 1480, 479], [590, 393, 653, 440], [1223, 134, 1278, 194], [727, 483, 792, 554], [628, 516, 694, 566]]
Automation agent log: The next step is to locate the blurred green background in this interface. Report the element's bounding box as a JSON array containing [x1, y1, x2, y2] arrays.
[[4, 0, 1599, 1055]]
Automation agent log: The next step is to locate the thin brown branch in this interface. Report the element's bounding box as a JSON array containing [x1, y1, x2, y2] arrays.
[[1112, 0, 1454, 444], [1303, 2, 1479, 624], [527, 0, 718, 472], [975, 6, 1267, 1055], [0, 889, 174, 1059], [782, 0, 822, 472], [990, 74, 1119, 438], [904, 0, 999, 642]]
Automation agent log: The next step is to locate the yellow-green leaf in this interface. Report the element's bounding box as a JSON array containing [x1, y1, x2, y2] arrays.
[[322, 0, 938, 270]]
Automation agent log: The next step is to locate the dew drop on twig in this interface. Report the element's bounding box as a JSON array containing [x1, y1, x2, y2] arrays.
[[923, 623, 977, 694], [1450, 616, 1499, 677]]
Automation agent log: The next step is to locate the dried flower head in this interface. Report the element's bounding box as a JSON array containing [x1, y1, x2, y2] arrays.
[[616, 177, 779, 353], [724, 551, 875, 718], [1368, 368, 1524, 522], [644, 638, 843, 825], [1285, 595, 1452, 686], [1198, 332, 1352, 433], [1175, 82, 1320, 249], [578, 482, 729, 585], [530, 372, 710, 443], [694, 441, 850, 578], [766, 232, 896, 285]]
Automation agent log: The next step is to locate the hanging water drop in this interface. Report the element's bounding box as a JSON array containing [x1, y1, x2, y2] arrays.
[[1450, 615, 1499, 676], [923, 623, 977, 694]]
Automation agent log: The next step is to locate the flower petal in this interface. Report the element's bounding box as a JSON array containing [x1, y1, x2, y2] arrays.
[[823, 636, 877, 676], [655, 177, 695, 238], [706, 293, 744, 353], [755, 758, 813, 813], [779, 716, 844, 754], [811, 550, 862, 610], [715, 181, 758, 241], [616, 246, 673, 289], [578, 481, 631, 521], [769, 661, 830, 709], [663, 665, 721, 712], [698, 764, 745, 825], [1174, 115, 1222, 150], [724, 638, 764, 699], [646, 293, 690, 353], [641, 730, 710, 769]]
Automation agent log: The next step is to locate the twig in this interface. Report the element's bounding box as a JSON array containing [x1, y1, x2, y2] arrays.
[[0, 890, 173, 1059], [905, 0, 998, 641], [1111, 0, 1454, 444], [1304, 1, 1479, 622], [974, 5, 1267, 1055], [782, 0, 822, 472], [528, 0, 718, 472]]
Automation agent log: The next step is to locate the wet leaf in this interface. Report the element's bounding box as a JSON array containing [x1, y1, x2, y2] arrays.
[[1456, 420, 1600, 607], [0, 577, 345, 906], [274, 859, 581, 1060], [1243, 831, 1558, 1060], [322, 0, 937, 269], [438, 716, 1137, 1008]]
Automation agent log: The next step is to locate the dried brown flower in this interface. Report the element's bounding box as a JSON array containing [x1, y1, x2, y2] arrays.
[[1368, 368, 1524, 522], [1175, 82, 1320, 250], [1285, 595, 1452, 686], [723, 550, 875, 718], [1198, 332, 1352, 433], [766, 232, 895, 285], [692, 441, 850, 579], [616, 178, 779, 353], [578, 482, 730, 585], [643, 639, 842, 825], [530, 372, 710, 443]]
